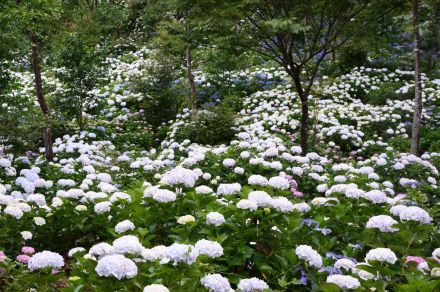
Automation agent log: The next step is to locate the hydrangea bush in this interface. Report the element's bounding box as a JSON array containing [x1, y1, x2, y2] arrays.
[[0, 48, 440, 291]]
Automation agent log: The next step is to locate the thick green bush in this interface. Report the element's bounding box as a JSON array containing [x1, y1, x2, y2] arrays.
[[175, 105, 236, 145], [362, 82, 414, 105]]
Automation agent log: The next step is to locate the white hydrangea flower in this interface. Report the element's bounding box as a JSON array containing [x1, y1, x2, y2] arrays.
[[248, 175, 268, 186], [431, 268, 440, 277], [393, 162, 405, 170], [166, 243, 198, 264], [152, 189, 176, 203], [33, 217, 46, 226], [195, 185, 213, 195], [200, 273, 231, 292], [115, 220, 135, 234], [398, 206, 432, 224], [326, 275, 360, 290], [94, 201, 112, 214], [240, 151, 250, 159], [160, 167, 199, 187], [142, 245, 167, 262], [352, 263, 375, 280], [363, 190, 388, 204], [89, 243, 115, 258], [432, 248, 440, 260], [237, 277, 269, 292], [311, 197, 338, 206], [51, 197, 63, 207], [217, 183, 241, 195], [96, 173, 112, 183], [268, 176, 290, 190], [291, 167, 304, 176], [177, 215, 195, 225], [75, 205, 87, 211], [293, 202, 311, 213], [223, 158, 235, 167], [4, 205, 23, 219], [113, 235, 143, 255], [236, 199, 258, 211], [334, 258, 356, 271], [26, 194, 46, 206], [57, 179, 76, 187], [248, 191, 272, 207], [95, 254, 137, 279], [264, 147, 279, 157], [28, 251, 64, 271], [0, 158, 11, 168], [295, 245, 323, 268], [316, 184, 328, 192], [194, 239, 223, 258], [271, 197, 294, 213], [110, 192, 132, 203], [206, 212, 225, 226], [68, 247, 86, 257], [366, 215, 399, 232], [390, 204, 407, 216], [365, 248, 397, 264], [21, 231, 33, 240], [143, 284, 170, 292]]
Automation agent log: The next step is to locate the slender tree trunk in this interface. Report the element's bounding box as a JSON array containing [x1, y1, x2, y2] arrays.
[[79, 94, 84, 130], [186, 45, 197, 110], [300, 95, 309, 155], [410, 0, 422, 156], [29, 29, 54, 162], [289, 70, 308, 155], [331, 38, 337, 63], [312, 103, 318, 146]]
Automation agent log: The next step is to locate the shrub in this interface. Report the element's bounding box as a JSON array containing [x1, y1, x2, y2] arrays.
[[337, 47, 369, 74], [175, 105, 236, 145], [362, 83, 414, 105], [420, 126, 440, 153]]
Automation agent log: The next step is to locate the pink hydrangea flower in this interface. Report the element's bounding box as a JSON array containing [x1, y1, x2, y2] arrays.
[[293, 191, 304, 198], [21, 246, 35, 255], [0, 252, 6, 261], [16, 254, 30, 264], [406, 256, 425, 264]]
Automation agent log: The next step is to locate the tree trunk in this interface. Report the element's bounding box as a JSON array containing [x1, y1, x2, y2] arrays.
[[410, 0, 422, 156], [331, 37, 336, 63], [79, 94, 84, 130], [43, 127, 53, 161], [300, 95, 309, 155], [29, 29, 54, 162], [289, 69, 309, 155], [186, 45, 197, 110]]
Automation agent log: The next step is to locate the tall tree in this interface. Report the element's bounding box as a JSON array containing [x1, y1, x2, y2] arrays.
[[28, 21, 54, 161], [410, 0, 423, 155], [421, 2, 440, 79], [53, 33, 101, 130], [211, 0, 401, 154], [9, 0, 61, 161], [152, 0, 210, 110]]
